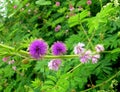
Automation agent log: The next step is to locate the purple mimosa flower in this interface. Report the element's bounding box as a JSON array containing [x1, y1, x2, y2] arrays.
[[13, 5, 17, 9], [55, 25, 61, 32], [80, 50, 92, 63], [95, 44, 104, 52], [87, 0, 92, 5], [2, 56, 10, 62], [29, 39, 48, 59], [48, 59, 61, 71], [92, 54, 100, 63], [51, 41, 67, 55], [55, 2, 60, 6], [74, 42, 85, 55]]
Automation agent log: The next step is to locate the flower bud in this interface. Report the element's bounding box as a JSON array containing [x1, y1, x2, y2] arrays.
[[22, 59, 29, 64]]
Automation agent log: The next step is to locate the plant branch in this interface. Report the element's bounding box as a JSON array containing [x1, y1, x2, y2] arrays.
[[0, 43, 118, 60], [80, 70, 120, 92], [79, 19, 94, 50]]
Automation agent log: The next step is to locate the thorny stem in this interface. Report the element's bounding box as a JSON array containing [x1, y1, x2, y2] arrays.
[[80, 70, 120, 92]]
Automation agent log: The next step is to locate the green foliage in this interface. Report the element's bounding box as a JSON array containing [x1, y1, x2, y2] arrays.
[[0, 0, 120, 92], [36, 0, 51, 6], [68, 10, 89, 27]]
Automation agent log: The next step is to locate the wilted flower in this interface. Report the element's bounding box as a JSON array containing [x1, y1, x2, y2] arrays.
[[56, 2, 60, 6], [74, 43, 85, 55], [92, 54, 100, 63], [12, 66, 16, 71], [65, 15, 69, 18], [28, 9, 31, 14], [48, 59, 61, 71], [8, 60, 15, 64], [51, 41, 67, 55], [87, 0, 92, 5], [29, 39, 48, 59], [80, 50, 92, 63], [78, 6, 83, 11], [55, 25, 61, 32], [69, 5, 74, 11], [95, 44, 104, 52], [26, 3, 30, 7]]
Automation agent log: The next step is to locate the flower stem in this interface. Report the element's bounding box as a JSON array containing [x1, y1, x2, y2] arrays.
[[0, 43, 118, 59], [44, 55, 79, 59]]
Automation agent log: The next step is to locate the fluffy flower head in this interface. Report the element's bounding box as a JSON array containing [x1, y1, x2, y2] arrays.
[[95, 44, 104, 52], [2, 56, 10, 62], [51, 41, 67, 55], [80, 50, 92, 63], [87, 0, 92, 5], [29, 39, 48, 59], [48, 59, 61, 71], [74, 42, 85, 55], [92, 54, 100, 63], [55, 25, 61, 32], [56, 2, 60, 6]]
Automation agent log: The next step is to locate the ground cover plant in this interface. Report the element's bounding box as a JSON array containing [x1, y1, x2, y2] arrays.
[[0, 0, 120, 92]]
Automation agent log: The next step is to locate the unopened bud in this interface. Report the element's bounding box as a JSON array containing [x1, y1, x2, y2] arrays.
[[22, 59, 29, 64]]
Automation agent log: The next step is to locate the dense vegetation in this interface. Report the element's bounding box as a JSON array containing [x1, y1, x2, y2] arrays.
[[0, 0, 120, 92]]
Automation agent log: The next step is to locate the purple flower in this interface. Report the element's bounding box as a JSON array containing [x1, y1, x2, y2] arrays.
[[2, 56, 10, 62], [29, 39, 48, 59], [92, 54, 100, 63], [74, 42, 85, 55], [87, 0, 92, 5], [80, 50, 92, 63], [51, 41, 67, 55], [55, 25, 61, 32], [13, 5, 17, 9], [56, 2, 60, 6], [95, 44, 104, 53], [48, 59, 61, 71]]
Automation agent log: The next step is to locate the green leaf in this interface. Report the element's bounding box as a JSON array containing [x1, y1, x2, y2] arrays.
[[44, 80, 55, 85], [111, 48, 120, 53], [68, 10, 89, 27], [41, 85, 53, 91], [47, 75, 57, 82], [36, 0, 51, 6]]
